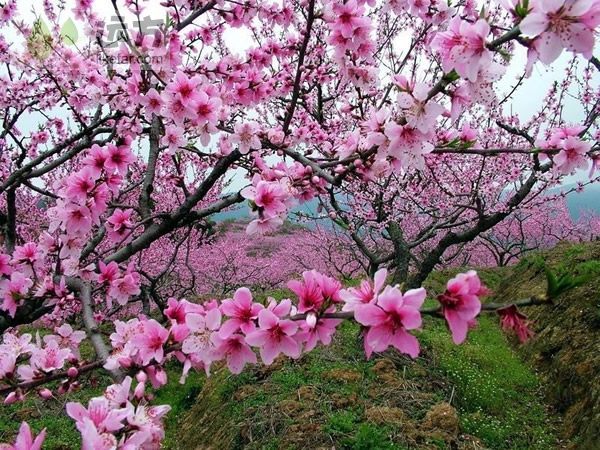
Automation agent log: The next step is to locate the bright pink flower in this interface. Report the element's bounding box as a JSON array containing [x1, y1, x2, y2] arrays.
[[29, 340, 72, 372], [553, 136, 591, 174], [140, 88, 164, 116], [219, 287, 263, 338], [437, 271, 484, 344], [98, 261, 119, 284], [241, 180, 289, 217], [431, 17, 492, 82], [108, 272, 141, 306], [165, 70, 200, 104], [0, 253, 12, 276], [340, 268, 387, 312], [130, 319, 169, 365], [231, 122, 262, 154], [106, 208, 134, 242], [397, 82, 444, 134], [0, 349, 16, 378], [1, 272, 33, 318], [77, 417, 118, 450], [520, 0, 600, 64], [44, 324, 86, 358], [56, 203, 93, 234], [245, 299, 301, 365], [210, 333, 258, 374], [12, 243, 41, 266], [496, 304, 535, 342], [287, 270, 325, 314], [355, 286, 425, 358], [64, 168, 97, 203], [246, 214, 284, 235], [82, 144, 109, 179], [181, 308, 222, 365], [66, 397, 129, 433], [161, 125, 186, 154], [164, 298, 204, 325], [104, 143, 135, 174], [297, 307, 342, 352], [103, 376, 133, 408], [0, 421, 46, 450]]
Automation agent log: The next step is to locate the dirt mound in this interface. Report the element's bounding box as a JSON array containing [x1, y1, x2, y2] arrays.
[[174, 343, 484, 449], [490, 240, 600, 449]]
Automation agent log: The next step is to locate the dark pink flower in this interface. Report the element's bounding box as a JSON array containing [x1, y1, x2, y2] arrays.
[[437, 271, 484, 344], [245, 299, 300, 365], [355, 286, 425, 359], [496, 304, 535, 342], [219, 287, 263, 338]]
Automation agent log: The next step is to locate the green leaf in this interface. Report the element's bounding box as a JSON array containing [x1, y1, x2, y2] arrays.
[[33, 18, 51, 37], [60, 18, 79, 45], [545, 267, 557, 298]]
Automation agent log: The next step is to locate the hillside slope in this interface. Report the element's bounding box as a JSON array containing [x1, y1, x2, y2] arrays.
[[490, 240, 600, 449]]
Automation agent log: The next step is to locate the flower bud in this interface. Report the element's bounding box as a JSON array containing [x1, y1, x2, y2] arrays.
[[67, 367, 79, 378], [4, 391, 22, 405], [134, 382, 145, 399], [136, 371, 147, 383], [306, 312, 318, 329], [39, 388, 53, 399]]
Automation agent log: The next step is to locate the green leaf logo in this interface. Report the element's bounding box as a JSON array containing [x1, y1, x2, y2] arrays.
[[27, 18, 52, 60], [60, 18, 78, 45]]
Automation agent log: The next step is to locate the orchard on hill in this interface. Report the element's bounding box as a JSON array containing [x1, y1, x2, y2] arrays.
[[0, 0, 599, 447]]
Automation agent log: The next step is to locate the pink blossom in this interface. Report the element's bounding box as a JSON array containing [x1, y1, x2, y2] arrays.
[[496, 304, 535, 342], [246, 214, 284, 235], [210, 333, 258, 374], [164, 298, 204, 325], [340, 268, 387, 311], [104, 143, 135, 174], [520, 0, 600, 64], [66, 397, 129, 433], [431, 17, 492, 82], [288, 270, 325, 314], [0, 422, 46, 450], [219, 287, 263, 338], [245, 299, 301, 365], [82, 145, 109, 178], [0, 253, 12, 276], [355, 286, 425, 358], [12, 243, 41, 266], [397, 82, 444, 133], [106, 208, 134, 242], [98, 261, 119, 284], [161, 125, 186, 154], [44, 324, 86, 358], [64, 168, 97, 203], [437, 271, 484, 344], [29, 340, 72, 372], [181, 308, 222, 366], [140, 88, 164, 116], [241, 180, 289, 217], [130, 319, 169, 365], [297, 308, 342, 353], [108, 272, 141, 306], [231, 122, 262, 154], [1, 272, 34, 318], [0, 349, 16, 378], [56, 203, 93, 234], [77, 418, 118, 450]]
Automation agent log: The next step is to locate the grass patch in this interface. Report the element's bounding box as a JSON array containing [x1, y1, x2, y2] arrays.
[[419, 311, 561, 449]]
